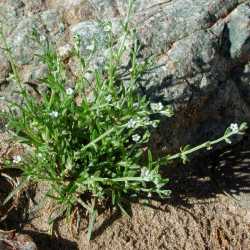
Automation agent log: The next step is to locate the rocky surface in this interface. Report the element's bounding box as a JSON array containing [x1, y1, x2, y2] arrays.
[[0, 1, 250, 248], [0, 0, 249, 152], [0, 230, 37, 250]]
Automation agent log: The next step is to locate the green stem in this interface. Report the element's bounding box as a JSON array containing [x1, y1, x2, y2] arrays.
[[80, 127, 115, 152], [0, 29, 22, 88], [49, 90, 55, 108], [160, 131, 238, 164], [93, 176, 144, 182]]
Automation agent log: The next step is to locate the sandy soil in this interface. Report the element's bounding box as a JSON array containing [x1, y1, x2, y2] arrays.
[[1, 131, 250, 250]]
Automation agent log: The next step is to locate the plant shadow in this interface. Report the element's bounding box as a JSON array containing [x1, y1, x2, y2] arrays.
[[160, 132, 250, 207], [91, 133, 250, 234], [2, 133, 250, 246], [91, 209, 122, 240], [22, 230, 79, 250]]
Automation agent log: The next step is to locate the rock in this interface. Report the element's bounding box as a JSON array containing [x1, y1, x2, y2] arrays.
[[62, 1, 96, 25], [227, 2, 250, 62], [88, 0, 121, 19], [45, 0, 95, 26], [22, 0, 45, 15], [70, 21, 109, 55], [0, 0, 249, 154], [40, 9, 65, 42], [131, 0, 250, 151], [237, 62, 250, 105], [20, 64, 48, 83], [6, 17, 39, 65], [0, 231, 37, 250], [45, 0, 81, 9], [0, 2, 24, 37]]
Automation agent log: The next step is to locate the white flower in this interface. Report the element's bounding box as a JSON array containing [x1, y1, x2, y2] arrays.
[[49, 111, 59, 118], [127, 119, 137, 129], [133, 103, 139, 108], [230, 123, 239, 133], [147, 192, 152, 198], [104, 25, 111, 32], [58, 44, 72, 58], [141, 167, 152, 181], [132, 134, 141, 142], [152, 121, 158, 128], [37, 153, 43, 158], [105, 95, 112, 102], [40, 35, 46, 42], [86, 42, 95, 51], [150, 102, 163, 112], [13, 155, 22, 164], [66, 87, 74, 95]]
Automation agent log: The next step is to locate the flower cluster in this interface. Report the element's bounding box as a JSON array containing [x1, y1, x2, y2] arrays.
[[49, 111, 59, 118], [132, 134, 141, 142], [13, 155, 22, 164], [66, 87, 74, 95], [140, 167, 165, 190], [127, 119, 137, 129], [105, 95, 112, 102], [150, 102, 163, 112], [229, 123, 239, 134]]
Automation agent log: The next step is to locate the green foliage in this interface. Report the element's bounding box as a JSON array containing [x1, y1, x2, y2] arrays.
[[0, 0, 247, 239]]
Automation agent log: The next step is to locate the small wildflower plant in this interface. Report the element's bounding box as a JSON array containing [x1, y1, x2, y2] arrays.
[[0, 0, 247, 240]]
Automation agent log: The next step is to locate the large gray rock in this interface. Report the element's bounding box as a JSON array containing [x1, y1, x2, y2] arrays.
[[227, 2, 250, 62], [0, 1, 24, 36], [132, 0, 250, 152], [0, 0, 250, 154]]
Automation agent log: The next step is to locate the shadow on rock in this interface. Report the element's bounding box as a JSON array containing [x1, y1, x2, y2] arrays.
[[166, 132, 250, 208]]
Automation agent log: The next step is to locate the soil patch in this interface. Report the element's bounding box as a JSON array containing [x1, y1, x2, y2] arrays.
[[1, 133, 250, 249]]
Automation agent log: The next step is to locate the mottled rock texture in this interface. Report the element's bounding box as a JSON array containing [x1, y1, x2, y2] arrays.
[[0, 230, 37, 250], [0, 0, 250, 152]]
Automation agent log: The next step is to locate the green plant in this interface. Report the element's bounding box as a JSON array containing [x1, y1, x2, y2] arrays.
[[0, 0, 247, 239]]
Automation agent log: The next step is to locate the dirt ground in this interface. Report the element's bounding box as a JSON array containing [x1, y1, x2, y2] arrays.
[[1, 132, 250, 250]]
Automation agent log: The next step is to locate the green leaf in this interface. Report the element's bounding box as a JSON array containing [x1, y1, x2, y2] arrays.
[[225, 138, 232, 144], [87, 208, 97, 241]]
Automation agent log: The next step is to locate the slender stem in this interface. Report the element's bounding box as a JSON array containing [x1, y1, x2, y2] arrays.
[[80, 127, 115, 152], [0, 28, 22, 88], [49, 90, 55, 108], [90, 176, 144, 182], [161, 131, 238, 163], [116, 0, 134, 60]]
